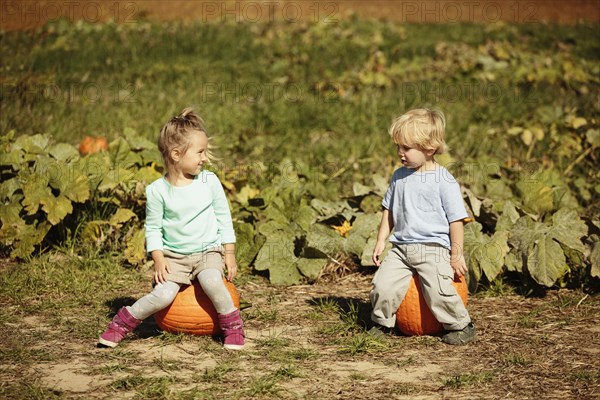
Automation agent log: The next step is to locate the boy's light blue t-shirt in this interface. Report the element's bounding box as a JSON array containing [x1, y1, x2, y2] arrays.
[[145, 170, 236, 255], [382, 166, 468, 249]]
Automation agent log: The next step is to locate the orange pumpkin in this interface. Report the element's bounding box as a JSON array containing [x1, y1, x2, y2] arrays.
[[396, 274, 468, 336], [154, 280, 240, 336], [79, 136, 108, 155]]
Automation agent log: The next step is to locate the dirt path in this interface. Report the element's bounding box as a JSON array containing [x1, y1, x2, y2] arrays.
[[4, 271, 599, 399], [1, 0, 599, 32]]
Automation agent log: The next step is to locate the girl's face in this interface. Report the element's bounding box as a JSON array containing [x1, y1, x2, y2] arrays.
[[177, 131, 209, 179], [396, 143, 434, 171]]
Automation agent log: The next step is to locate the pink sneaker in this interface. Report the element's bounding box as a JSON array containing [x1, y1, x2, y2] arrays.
[[218, 309, 245, 350], [98, 307, 141, 348]]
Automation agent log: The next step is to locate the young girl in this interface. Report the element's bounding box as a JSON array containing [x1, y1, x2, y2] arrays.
[[370, 108, 475, 345], [98, 107, 245, 350]]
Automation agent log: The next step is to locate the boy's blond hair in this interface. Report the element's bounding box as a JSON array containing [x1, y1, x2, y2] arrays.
[[389, 108, 448, 154], [158, 107, 214, 177]]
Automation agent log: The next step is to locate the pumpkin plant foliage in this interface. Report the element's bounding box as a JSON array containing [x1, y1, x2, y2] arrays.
[[0, 129, 160, 264], [1, 18, 599, 290]]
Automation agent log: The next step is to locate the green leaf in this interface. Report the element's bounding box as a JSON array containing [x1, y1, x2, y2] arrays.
[[361, 233, 392, 267], [41, 194, 73, 225], [549, 209, 586, 253], [294, 203, 317, 232], [504, 249, 523, 273], [109, 137, 142, 167], [0, 178, 20, 201], [0, 149, 23, 169], [109, 208, 137, 226], [496, 200, 520, 231], [0, 200, 22, 227], [528, 236, 567, 287], [344, 213, 380, 256], [234, 222, 264, 269], [586, 129, 600, 147], [295, 258, 327, 281], [464, 222, 509, 283], [516, 179, 554, 216], [304, 223, 344, 257], [352, 182, 371, 197], [310, 198, 353, 220], [509, 209, 587, 287], [124, 128, 155, 151], [125, 228, 146, 266], [590, 237, 600, 279], [14, 134, 50, 154], [63, 174, 90, 203], [254, 221, 302, 285], [20, 170, 51, 215], [48, 143, 79, 161], [9, 221, 51, 259]]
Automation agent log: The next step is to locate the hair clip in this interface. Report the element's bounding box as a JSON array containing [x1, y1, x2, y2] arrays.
[[171, 115, 187, 123]]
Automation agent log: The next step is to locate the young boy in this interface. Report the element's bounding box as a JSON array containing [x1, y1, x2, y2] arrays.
[[370, 108, 475, 345]]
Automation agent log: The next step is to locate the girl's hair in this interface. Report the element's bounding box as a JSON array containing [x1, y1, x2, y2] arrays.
[[388, 108, 448, 154], [158, 107, 214, 176]]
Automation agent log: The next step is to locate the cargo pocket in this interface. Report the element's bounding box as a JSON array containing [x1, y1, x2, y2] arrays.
[[436, 265, 457, 296]]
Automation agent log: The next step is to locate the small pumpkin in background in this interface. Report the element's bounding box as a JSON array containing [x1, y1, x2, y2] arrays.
[[396, 274, 468, 336], [79, 136, 108, 155], [154, 280, 240, 336]]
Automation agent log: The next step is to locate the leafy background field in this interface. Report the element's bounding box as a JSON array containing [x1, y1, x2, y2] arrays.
[[1, 2, 600, 399]]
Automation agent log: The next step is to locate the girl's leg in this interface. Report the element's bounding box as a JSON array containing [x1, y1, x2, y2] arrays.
[[98, 281, 181, 348], [196, 268, 236, 314], [197, 268, 244, 350], [128, 281, 182, 320], [370, 246, 414, 328]]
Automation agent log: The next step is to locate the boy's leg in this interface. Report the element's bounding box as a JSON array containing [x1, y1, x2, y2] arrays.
[[370, 246, 414, 328], [409, 244, 471, 331]]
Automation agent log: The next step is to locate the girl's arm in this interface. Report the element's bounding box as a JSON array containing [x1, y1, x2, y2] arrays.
[[372, 209, 393, 266], [209, 173, 236, 244], [152, 250, 171, 284], [449, 220, 467, 277], [145, 184, 171, 283], [223, 243, 237, 281]]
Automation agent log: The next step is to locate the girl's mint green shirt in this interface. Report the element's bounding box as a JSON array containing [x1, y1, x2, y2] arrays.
[[145, 170, 236, 254]]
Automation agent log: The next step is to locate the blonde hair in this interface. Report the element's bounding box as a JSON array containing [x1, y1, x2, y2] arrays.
[[158, 107, 214, 177], [389, 108, 448, 154]]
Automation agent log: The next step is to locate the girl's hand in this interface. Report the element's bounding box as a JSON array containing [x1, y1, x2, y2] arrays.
[[154, 260, 171, 284], [372, 241, 387, 267], [450, 254, 468, 278], [224, 253, 237, 281]]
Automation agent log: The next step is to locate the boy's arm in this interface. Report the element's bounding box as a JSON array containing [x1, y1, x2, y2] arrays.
[[449, 220, 468, 277], [372, 209, 393, 266]]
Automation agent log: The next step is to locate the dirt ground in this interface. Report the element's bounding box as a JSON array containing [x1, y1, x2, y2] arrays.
[[4, 268, 599, 399], [1, 0, 599, 32]]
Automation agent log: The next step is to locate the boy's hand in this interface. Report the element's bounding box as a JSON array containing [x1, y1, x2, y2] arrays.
[[224, 253, 237, 281], [450, 254, 468, 278], [372, 241, 386, 267]]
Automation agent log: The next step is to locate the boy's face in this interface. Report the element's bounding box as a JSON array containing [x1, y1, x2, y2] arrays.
[[396, 143, 434, 170]]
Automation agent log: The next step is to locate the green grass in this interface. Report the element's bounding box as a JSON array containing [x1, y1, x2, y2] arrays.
[[443, 370, 495, 388], [1, 15, 599, 400]]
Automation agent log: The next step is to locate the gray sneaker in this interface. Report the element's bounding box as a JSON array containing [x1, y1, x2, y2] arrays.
[[441, 322, 476, 345]]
